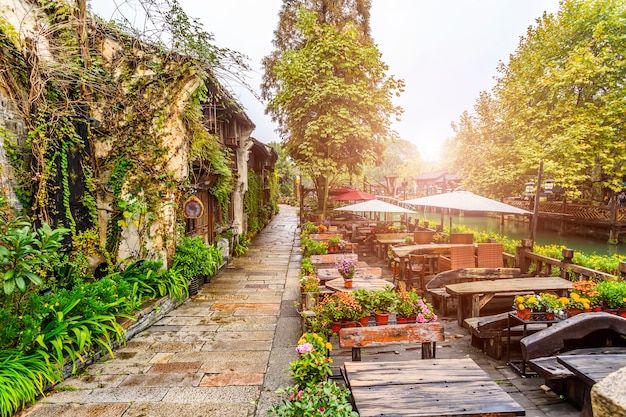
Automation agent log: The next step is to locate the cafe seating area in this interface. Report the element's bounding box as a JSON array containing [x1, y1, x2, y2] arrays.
[[301, 213, 626, 416]]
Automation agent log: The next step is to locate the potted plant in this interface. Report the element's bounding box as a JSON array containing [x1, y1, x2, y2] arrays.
[[289, 332, 333, 388], [571, 280, 602, 311], [315, 292, 363, 332], [596, 280, 626, 315], [395, 290, 415, 323], [538, 292, 566, 320], [369, 286, 397, 325], [352, 289, 375, 326], [327, 236, 341, 253], [566, 292, 591, 317], [300, 275, 320, 311], [408, 291, 437, 323], [336, 257, 358, 288], [513, 293, 542, 320]]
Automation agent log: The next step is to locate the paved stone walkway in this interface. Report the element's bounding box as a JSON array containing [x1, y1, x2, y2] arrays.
[[22, 205, 302, 417], [21, 204, 579, 417]]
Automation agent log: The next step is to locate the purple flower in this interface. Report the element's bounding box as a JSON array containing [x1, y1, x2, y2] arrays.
[[296, 343, 313, 354]]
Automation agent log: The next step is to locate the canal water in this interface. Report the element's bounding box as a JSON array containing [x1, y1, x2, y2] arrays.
[[417, 211, 626, 257]]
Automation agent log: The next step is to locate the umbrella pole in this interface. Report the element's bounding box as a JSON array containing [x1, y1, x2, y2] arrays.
[[449, 208, 452, 232]]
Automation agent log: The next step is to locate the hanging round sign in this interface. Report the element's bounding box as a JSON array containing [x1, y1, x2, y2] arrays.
[[183, 196, 204, 218]]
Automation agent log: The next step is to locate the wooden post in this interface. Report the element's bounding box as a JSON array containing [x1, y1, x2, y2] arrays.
[[530, 160, 543, 245], [516, 239, 533, 274], [561, 248, 575, 280], [619, 262, 626, 279]]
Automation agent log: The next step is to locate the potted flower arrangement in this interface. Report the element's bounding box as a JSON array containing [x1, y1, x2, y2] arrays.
[[566, 292, 591, 317], [538, 292, 567, 320], [300, 275, 320, 311], [369, 286, 397, 325], [571, 280, 602, 311], [315, 292, 363, 333], [513, 293, 542, 320], [409, 292, 437, 323], [596, 280, 626, 315], [336, 257, 358, 288], [395, 290, 415, 323], [289, 333, 333, 388], [327, 236, 341, 253], [352, 289, 376, 326]]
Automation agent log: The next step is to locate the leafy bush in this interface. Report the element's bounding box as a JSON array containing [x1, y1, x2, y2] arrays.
[[172, 236, 223, 280], [269, 380, 358, 417], [0, 349, 58, 417]]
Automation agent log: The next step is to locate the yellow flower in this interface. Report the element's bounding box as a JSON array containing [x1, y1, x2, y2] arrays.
[[571, 293, 581, 301], [325, 342, 333, 351], [517, 303, 526, 310], [558, 297, 570, 306], [527, 296, 537, 304]]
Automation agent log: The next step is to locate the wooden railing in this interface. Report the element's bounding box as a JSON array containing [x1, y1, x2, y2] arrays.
[[512, 241, 619, 282], [506, 200, 626, 225]]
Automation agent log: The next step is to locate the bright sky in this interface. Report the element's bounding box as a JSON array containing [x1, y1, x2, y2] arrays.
[[91, 0, 561, 161]]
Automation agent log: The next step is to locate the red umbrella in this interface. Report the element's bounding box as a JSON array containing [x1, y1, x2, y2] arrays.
[[328, 190, 376, 201]]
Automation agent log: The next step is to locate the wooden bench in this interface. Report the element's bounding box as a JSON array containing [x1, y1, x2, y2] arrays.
[[425, 268, 521, 316], [520, 312, 626, 408], [464, 312, 548, 359], [338, 322, 444, 361]]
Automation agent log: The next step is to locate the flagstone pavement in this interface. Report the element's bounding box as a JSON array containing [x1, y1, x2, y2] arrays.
[[20, 204, 579, 417]]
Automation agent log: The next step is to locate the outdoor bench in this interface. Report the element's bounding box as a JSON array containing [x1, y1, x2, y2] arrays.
[[520, 312, 626, 409], [425, 267, 521, 316], [464, 311, 548, 359], [338, 322, 444, 361]]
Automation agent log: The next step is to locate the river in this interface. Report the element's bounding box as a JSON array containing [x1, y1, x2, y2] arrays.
[[416, 211, 626, 257]]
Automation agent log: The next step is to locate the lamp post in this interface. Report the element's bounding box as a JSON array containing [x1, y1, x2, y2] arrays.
[[530, 161, 544, 246]]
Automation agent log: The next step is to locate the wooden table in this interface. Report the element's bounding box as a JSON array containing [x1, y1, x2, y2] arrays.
[[391, 243, 475, 282], [344, 358, 525, 417], [446, 277, 573, 325], [325, 277, 392, 292], [308, 232, 344, 241], [557, 353, 626, 417], [374, 235, 413, 258], [316, 267, 382, 284], [310, 253, 358, 264]]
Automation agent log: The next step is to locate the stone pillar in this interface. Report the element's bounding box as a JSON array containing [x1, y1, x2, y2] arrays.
[[592, 366, 626, 417]]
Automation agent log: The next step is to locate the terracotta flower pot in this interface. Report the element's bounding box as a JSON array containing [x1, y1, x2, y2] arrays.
[[375, 312, 390, 326], [358, 316, 370, 327], [344, 279, 353, 289], [566, 308, 582, 317], [516, 308, 531, 321], [330, 322, 342, 333], [396, 316, 409, 324]]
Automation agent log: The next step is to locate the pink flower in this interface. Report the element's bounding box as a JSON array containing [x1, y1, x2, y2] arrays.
[[296, 343, 313, 354], [296, 390, 304, 400], [319, 406, 325, 411]]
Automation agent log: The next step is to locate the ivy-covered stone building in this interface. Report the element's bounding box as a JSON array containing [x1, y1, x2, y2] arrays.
[[0, 0, 277, 267]]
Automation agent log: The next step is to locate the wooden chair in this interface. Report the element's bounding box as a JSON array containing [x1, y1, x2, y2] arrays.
[[476, 243, 504, 268], [413, 230, 435, 244], [405, 254, 433, 291], [438, 245, 476, 272], [450, 233, 474, 244]]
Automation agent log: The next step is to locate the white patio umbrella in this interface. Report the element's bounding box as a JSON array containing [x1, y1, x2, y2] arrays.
[[402, 191, 531, 215], [335, 199, 416, 224], [335, 199, 416, 214], [402, 191, 531, 230]]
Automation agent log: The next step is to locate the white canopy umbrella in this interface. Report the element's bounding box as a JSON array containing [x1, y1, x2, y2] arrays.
[[335, 199, 416, 214], [402, 191, 531, 230], [335, 199, 416, 225], [402, 191, 531, 215]]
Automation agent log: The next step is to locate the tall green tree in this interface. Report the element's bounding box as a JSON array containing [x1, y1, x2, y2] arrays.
[[264, 8, 404, 215], [450, 0, 626, 202]]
